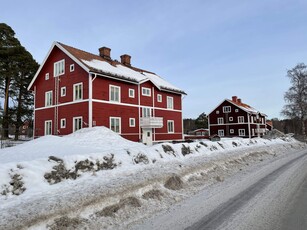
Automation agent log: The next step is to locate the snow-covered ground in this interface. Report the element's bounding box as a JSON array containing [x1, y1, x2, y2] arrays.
[[0, 127, 305, 230]]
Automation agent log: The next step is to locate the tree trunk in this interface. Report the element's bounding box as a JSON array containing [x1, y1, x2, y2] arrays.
[[301, 117, 306, 136], [3, 76, 11, 139], [14, 84, 23, 140]]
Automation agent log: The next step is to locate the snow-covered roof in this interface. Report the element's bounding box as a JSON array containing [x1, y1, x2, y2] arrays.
[[28, 42, 186, 95]]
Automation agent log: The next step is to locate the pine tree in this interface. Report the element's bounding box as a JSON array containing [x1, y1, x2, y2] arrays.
[[0, 23, 38, 139]]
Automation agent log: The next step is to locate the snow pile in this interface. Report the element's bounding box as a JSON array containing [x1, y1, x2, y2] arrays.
[[0, 127, 304, 229]]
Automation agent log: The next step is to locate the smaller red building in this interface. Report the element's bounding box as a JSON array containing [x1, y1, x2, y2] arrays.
[[208, 96, 267, 138]]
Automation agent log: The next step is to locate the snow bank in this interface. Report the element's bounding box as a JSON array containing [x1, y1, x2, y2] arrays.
[[0, 126, 303, 229]]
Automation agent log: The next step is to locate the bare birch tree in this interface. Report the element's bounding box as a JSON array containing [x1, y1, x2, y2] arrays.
[[281, 63, 307, 136]]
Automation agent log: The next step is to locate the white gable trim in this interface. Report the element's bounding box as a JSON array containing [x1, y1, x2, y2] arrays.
[[28, 42, 90, 91]]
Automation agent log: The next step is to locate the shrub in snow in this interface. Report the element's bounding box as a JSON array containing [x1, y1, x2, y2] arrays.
[[181, 144, 192, 156], [1, 173, 26, 196], [44, 162, 78, 184], [162, 145, 176, 156], [217, 142, 224, 149], [232, 141, 238, 147], [209, 145, 218, 151], [75, 159, 95, 172], [194, 144, 201, 152], [164, 175, 184, 190], [96, 154, 118, 170], [199, 141, 208, 147], [133, 153, 149, 165]]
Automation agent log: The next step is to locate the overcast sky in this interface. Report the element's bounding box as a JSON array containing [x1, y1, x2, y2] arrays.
[[2, 0, 307, 119]]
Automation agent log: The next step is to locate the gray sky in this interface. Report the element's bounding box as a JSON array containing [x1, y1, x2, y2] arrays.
[[2, 0, 307, 119]]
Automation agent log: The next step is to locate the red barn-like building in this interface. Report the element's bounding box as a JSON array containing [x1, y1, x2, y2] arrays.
[[208, 96, 267, 138], [28, 42, 186, 145]]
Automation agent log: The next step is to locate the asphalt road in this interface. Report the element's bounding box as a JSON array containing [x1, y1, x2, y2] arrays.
[[187, 151, 307, 230], [132, 149, 307, 230]]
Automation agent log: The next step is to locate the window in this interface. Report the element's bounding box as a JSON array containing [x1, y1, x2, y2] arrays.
[[110, 85, 120, 102], [61, 87, 66, 97], [167, 120, 174, 133], [129, 118, 135, 127], [129, 89, 135, 98], [54, 59, 65, 77], [157, 94, 162, 102], [142, 87, 151, 96], [218, 130, 224, 137], [230, 129, 234, 134], [217, 117, 224, 124], [45, 91, 53, 106], [238, 116, 244, 123], [45, 73, 49, 80], [70, 64, 74, 72], [216, 110, 220, 114], [142, 107, 152, 117], [73, 83, 83, 101], [60, 118, 66, 128], [235, 109, 239, 112], [73, 117, 82, 132], [239, 129, 245, 136], [44, 120, 52, 135], [110, 117, 121, 133], [229, 117, 233, 122], [223, 106, 231, 113], [167, 96, 174, 109]]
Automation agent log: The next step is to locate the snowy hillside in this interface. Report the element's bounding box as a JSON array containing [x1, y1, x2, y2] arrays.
[[0, 127, 305, 230]]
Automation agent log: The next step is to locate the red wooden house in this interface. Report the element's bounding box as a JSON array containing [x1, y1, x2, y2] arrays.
[[208, 96, 267, 138], [28, 42, 186, 145]]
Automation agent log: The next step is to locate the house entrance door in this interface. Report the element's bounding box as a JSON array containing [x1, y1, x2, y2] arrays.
[[142, 128, 153, 145]]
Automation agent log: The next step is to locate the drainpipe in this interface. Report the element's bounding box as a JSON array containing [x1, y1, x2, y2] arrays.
[[33, 86, 36, 138], [247, 114, 251, 139], [138, 84, 141, 141], [181, 95, 186, 141], [88, 73, 96, 128]]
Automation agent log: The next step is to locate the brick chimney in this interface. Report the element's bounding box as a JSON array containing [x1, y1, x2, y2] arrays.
[[120, 54, 131, 66], [99, 47, 111, 60], [237, 98, 242, 104], [232, 96, 238, 103]]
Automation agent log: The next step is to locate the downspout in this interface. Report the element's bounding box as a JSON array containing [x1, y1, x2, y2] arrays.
[[181, 95, 186, 141], [138, 84, 141, 141], [248, 113, 251, 139], [152, 86, 155, 142], [208, 114, 210, 136], [33, 86, 36, 138], [88, 73, 96, 128]]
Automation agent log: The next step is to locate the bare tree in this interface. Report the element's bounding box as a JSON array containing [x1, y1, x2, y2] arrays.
[[281, 63, 307, 136]]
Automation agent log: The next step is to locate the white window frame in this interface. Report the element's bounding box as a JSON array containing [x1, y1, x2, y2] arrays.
[[60, 118, 66, 128], [110, 85, 120, 102], [157, 94, 162, 102], [167, 96, 174, 109], [70, 64, 74, 72], [223, 106, 231, 113], [238, 116, 244, 123], [142, 87, 151, 96], [73, 116, 83, 132], [73, 83, 83, 101], [229, 117, 233, 122], [129, 118, 135, 127], [61, 87, 66, 97], [110, 117, 121, 133], [239, 129, 245, 136], [129, 88, 135, 98], [235, 109, 239, 112], [45, 90, 53, 107], [45, 73, 49, 80], [217, 117, 224, 124], [142, 107, 152, 117], [252, 129, 255, 136], [216, 110, 220, 114], [54, 59, 65, 77], [230, 129, 234, 134], [44, 120, 52, 135], [167, 120, 174, 133], [218, 129, 224, 137]]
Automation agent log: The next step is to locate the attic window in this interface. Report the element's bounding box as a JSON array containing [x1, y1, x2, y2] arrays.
[[157, 94, 162, 102], [45, 73, 49, 80], [223, 106, 231, 113], [70, 64, 74, 72], [235, 109, 239, 112], [54, 59, 65, 77]]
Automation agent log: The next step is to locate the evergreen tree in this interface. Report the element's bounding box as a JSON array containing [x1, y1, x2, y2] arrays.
[[0, 23, 38, 139], [195, 112, 208, 129]]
